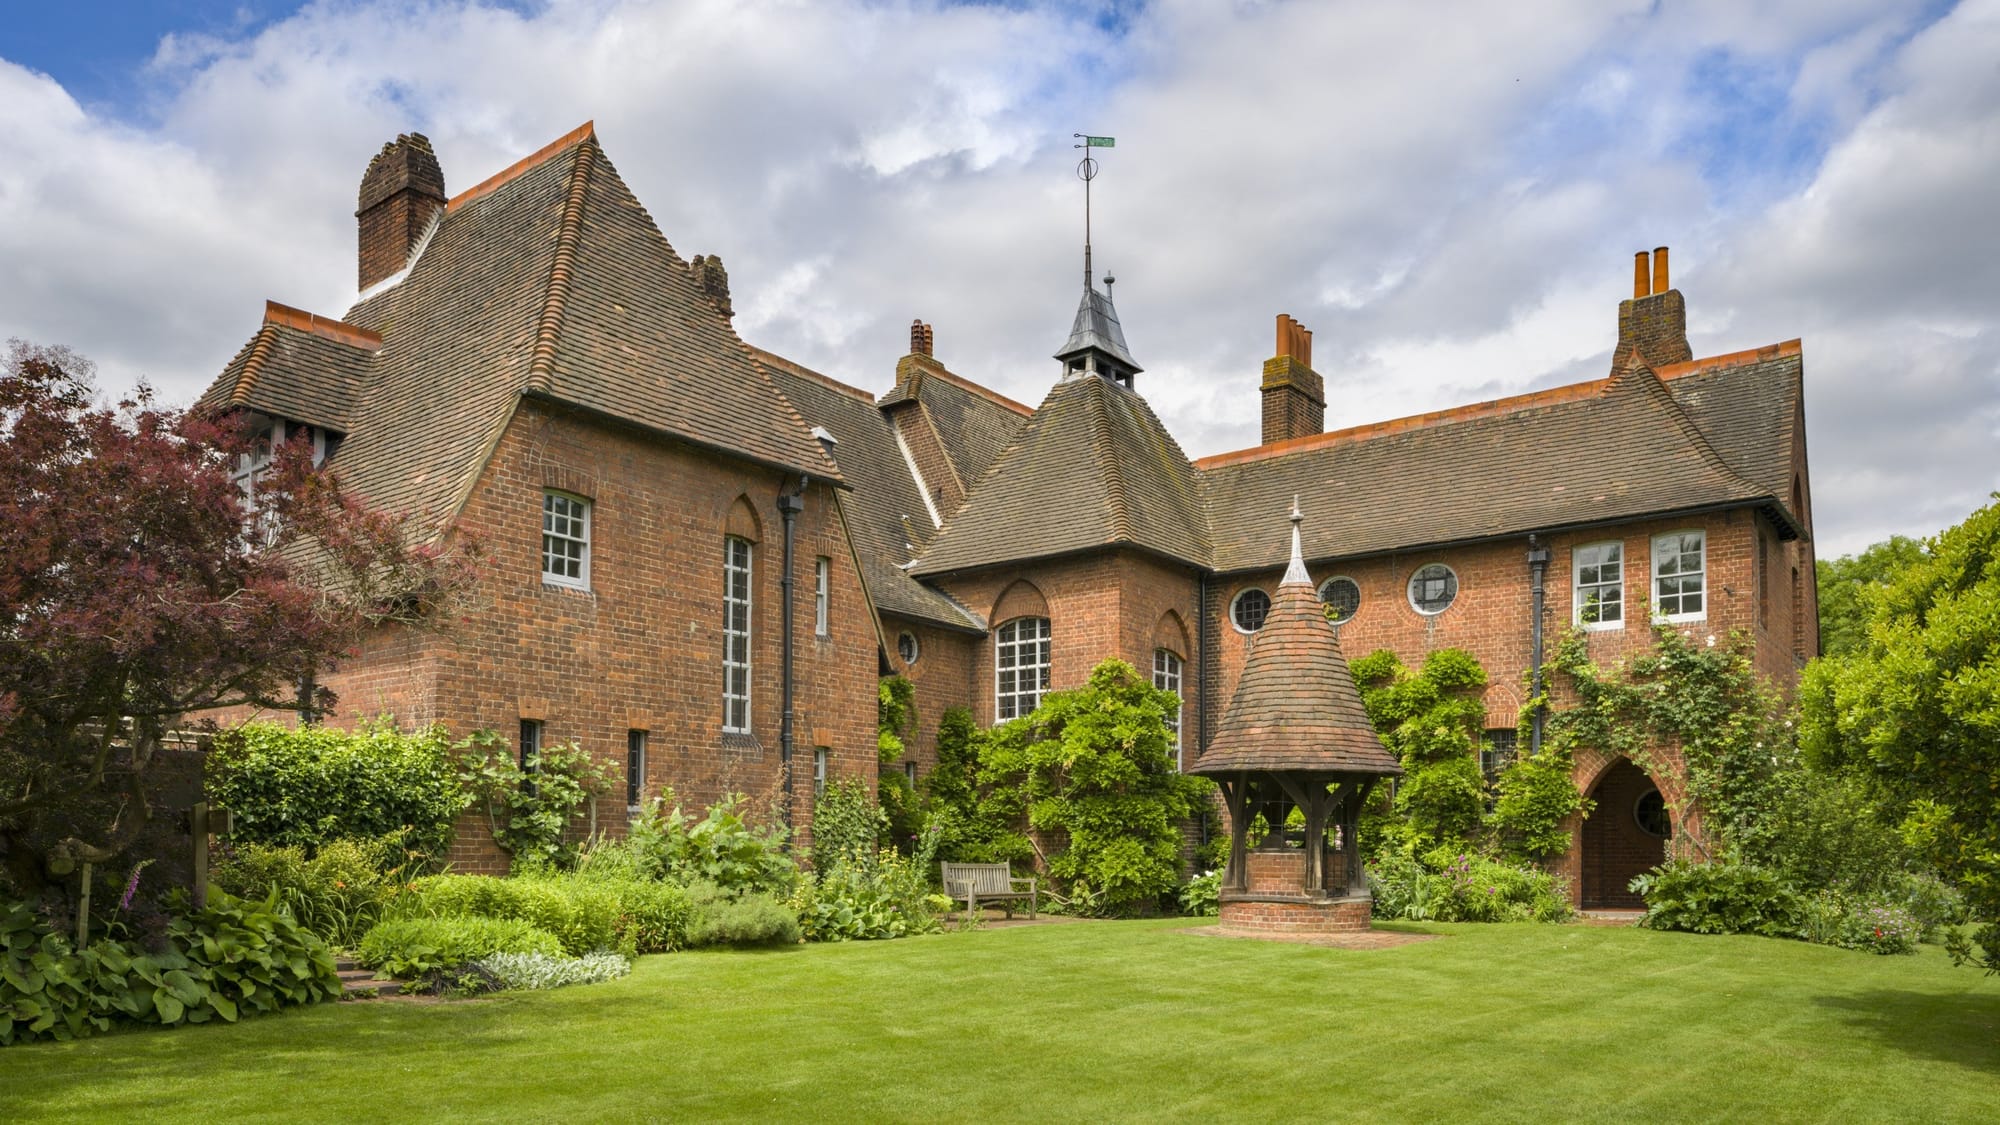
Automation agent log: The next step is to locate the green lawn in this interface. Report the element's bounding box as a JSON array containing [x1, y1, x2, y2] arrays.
[[4, 919, 1996, 1122]]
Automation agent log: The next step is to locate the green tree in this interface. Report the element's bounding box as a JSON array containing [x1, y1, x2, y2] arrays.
[[971, 660, 1208, 912], [1800, 495, 2000, 972], [1352, 648, 1488, 855], [1816, 535, 1926, 657]]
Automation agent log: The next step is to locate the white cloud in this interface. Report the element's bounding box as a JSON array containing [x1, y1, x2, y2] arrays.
[[0, 0, 1993, 559]]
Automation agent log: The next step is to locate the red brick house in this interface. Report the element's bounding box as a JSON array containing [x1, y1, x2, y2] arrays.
[[201, 126, 1815, 899]]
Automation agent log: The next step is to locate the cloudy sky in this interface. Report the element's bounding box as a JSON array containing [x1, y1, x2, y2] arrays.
[[3, 0, 1995, 557]]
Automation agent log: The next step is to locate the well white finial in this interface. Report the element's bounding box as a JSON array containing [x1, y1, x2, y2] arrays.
[[1283, 496, 1310, 585]]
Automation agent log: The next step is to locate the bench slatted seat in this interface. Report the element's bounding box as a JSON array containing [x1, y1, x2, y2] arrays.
[[941, 862, 1037, 919]]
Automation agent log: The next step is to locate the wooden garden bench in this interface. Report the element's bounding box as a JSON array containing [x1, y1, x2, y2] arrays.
[[941, 862, 1037, 919]]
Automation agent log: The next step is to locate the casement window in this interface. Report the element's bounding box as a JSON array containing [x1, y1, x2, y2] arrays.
[[994, 616, 1052, 721], [813, 748, 829, 797], [519, 719, 543, 796], [1318, 577, 1360, 624], [1651, 531, 1706, 621], [814, 557, 831, 637], [1573, 542, 1624, 628], [723, 536, 753, 732], [233, 418, 334, 546], [626, 730, 647, 809], [1481, 728, 1518, 779], [1230, 588, 1271, 633], [1153, 648, 1184, 768], [541, 491, 591, 589], [1407, 564, 1458, 615]]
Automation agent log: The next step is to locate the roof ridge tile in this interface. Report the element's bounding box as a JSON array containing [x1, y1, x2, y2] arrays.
[[447, 120, 596, 213], [524, 140, 596, 396]]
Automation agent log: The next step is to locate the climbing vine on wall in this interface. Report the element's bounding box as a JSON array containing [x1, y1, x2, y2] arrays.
[[1537, 625, 1788, 861]]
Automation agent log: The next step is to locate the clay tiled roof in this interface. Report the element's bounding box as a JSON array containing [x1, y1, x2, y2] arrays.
[[196, 303, 378, 432], [198, 124, 840, 536], [1660, 344, 1806, 528], [1198, 357, 1782, 574], [878, 359, 1030, 490], [750, 349, 982, 631], [1193, 510, 1400, 777], [911, 374, 1211, 575]]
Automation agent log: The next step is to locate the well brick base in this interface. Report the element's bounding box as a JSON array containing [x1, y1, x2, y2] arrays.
[[1216, 896, 1372, 934]]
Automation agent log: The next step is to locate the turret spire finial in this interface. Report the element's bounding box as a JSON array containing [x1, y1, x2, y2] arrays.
[[1283, 496, 1310, 586]]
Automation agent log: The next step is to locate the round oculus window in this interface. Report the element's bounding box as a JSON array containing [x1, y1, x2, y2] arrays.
[[1407, 564, 1458, 615], [1231, 588, 1271, 633], [1318, 577, 1360, 623], [1635, 789, 1671, 839], [896, 631, 920, 665]]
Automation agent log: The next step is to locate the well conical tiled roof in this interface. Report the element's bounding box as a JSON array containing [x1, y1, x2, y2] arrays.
[[1193, 505, 1400, 777]]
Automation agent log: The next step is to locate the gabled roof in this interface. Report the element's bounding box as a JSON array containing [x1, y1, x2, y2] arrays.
[[911, 374, 1211, 575], [879, 361, 1032, 490], [1660, 343, 1806, 522], [1197, 349, 1790, 574], [1193, 510, 1399, 777], [750, 349, 983, 631], [199, 123, 839, 534], [197, 302, 378, 433], [1055, 284, 1141, 371]]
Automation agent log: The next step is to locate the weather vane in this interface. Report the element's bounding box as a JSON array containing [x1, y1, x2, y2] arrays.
[[1074, 133, 1114, 289]]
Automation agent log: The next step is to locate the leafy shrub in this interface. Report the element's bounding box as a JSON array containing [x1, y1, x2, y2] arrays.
[[811, 779, 887, 873], [791, 850, 942, 942], [1800, 893, 1921, 955], [477, 951, 631, 991], [682, 882, 801, 948], [1629, 860, 1804, 937], [395, 874, 620, 956], [455, 729, 618, 865], [1178, 870, 1221, 917], [1366, 850, 1572, 923], [1352, 649, 1490, 856], [1425, 852, 1574, 923], [207, 720, 468, 859], [213, 833, 414, 947], [958, 661, 1210, 913], [626, 794, 796, 897], [1490, 749, 1593, 861], [2, 891, 339, 1045], [357, 916, 562, 978]]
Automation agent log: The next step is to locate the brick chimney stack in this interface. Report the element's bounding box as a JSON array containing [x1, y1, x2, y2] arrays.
[[909, 319, 934, 357], [1260, 313, 1325, 445], [1611, 246, 1693, 373], [356, 134, 446, 292]]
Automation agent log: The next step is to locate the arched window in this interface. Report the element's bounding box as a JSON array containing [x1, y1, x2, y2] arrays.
[[722, 536, 753, 732], [1318, 576, 1360, 624], [1152, 648, 1184, 767], [994, 617, 1051, 721]]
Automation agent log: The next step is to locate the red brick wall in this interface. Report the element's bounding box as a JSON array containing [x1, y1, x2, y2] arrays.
[[1207, 509, 1791, 733], [285, 400, 879, 871], [882, 613, 979, 775], [931, 550, 1204, 731]]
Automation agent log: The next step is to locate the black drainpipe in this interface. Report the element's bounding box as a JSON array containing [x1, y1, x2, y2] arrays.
[[1196, 573, 1211, 758], [777, 477, 807, 838], [1527, 534, 1551, 756]]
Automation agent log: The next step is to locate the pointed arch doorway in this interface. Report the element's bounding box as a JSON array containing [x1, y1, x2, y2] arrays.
[[1581, 758, 1670, 909]]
